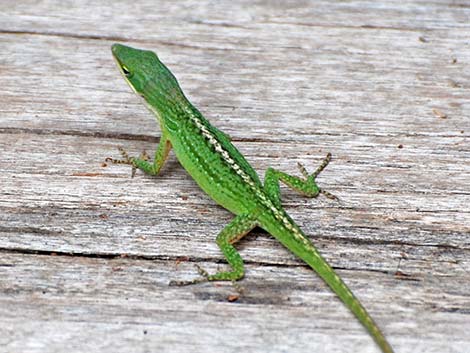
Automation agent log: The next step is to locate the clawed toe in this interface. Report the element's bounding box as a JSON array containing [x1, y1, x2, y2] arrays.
[[313, 152, 332, 178], [105, 146, 134, 165], [168, 277, 207, 286], [168, 264, 210, 286], [105, 147, 152, 178], [320, 189, 339, 201], [296, 162, 310, 179]]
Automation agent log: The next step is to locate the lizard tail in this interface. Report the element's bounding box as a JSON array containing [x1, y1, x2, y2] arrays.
[[261, 214, 394, 353]]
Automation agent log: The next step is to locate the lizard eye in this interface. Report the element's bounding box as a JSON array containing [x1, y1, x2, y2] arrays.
[[121, 65, 132, 77]]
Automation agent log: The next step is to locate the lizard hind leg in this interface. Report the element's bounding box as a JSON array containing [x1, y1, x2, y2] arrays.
[[169, 213, 258, 286]]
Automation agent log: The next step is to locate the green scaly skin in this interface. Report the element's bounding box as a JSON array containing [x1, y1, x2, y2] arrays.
[[109, 44, 394, 353]]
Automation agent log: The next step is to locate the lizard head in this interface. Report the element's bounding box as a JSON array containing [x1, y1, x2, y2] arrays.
[[111, 44, 186, 106]]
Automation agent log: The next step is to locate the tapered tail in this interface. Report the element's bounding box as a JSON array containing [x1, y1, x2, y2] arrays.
[[261, 214, 394, 353]]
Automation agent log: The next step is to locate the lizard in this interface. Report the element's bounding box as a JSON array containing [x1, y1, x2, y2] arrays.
[[107, 43, 394, 353]]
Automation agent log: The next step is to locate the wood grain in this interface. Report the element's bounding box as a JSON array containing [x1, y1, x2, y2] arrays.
[[0, 1, 469, 352]]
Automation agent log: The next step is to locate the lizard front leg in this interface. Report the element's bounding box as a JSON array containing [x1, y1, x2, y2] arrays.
[[106, 130, 172, 176]]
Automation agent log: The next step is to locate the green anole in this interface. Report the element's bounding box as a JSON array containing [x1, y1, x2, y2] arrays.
[[108, 43, 394, 353]]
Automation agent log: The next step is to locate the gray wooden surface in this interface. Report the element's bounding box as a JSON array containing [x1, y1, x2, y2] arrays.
[[1, 1, 469, 352]]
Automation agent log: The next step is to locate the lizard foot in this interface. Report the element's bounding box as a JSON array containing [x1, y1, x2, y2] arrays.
[[297, 153, 339, 201], [168, 264, 209, 286], [105, 147, 150, 177]]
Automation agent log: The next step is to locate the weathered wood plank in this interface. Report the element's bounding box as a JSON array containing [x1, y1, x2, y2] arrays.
[[0, 1, 469, 352], [1, 252, 469, 353]]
